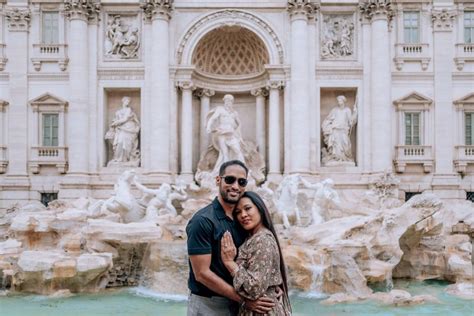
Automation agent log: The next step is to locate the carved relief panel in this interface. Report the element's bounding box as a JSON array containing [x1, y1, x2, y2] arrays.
[[104, 13, 141, 60], [321, 14, 355, 60]]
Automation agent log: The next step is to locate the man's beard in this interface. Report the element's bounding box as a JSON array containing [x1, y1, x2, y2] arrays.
[[220, 187, 241, 204]]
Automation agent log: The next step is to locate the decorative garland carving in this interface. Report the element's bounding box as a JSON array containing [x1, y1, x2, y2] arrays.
[[177, 10, 284, 65]]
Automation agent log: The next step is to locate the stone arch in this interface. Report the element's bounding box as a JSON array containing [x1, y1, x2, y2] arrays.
[[176, 9, 284, 66]]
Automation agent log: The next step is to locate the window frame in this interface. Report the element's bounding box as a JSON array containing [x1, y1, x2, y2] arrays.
[[404, 112, 422, 146], [464, 10, 474, 44], [41, 11, 59, 45], [41, 113, 59, 147], [403, 11, 420, 44]]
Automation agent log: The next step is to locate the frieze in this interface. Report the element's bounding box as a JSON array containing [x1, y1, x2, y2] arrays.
[[97, 68, 144, 80], [140, 0, 173, 22], [5, 7, 31, 31]]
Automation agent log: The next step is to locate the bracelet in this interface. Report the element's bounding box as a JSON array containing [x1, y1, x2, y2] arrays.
[[240, 299, 246, 310]]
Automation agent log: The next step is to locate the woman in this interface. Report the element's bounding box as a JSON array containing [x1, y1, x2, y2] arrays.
[[221, 191, 291, 315]]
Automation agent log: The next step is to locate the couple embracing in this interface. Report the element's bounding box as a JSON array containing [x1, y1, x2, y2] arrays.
[[186, 160, 292, 315]]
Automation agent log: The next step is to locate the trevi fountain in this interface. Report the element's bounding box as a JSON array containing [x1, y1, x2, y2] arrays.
[[1, 0, 474, 315]]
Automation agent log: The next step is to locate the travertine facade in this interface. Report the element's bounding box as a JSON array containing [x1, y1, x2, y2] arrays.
[[0, 0, 473, 208]]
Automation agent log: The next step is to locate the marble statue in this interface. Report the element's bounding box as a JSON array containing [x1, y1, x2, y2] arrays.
[[105, 15, 140, 59], [321, 15, 354, 59], [195, 94, 265, 187], [105, 96, 140, 167], [322, 95, 357, 165], [98, 169, 144, 223], [301, 178, 341, 225], [273, 174, 302, 229], [134, 179, 187, 222]]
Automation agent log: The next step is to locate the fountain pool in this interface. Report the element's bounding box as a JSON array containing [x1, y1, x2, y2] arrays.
[[1, 280, 472, 316]]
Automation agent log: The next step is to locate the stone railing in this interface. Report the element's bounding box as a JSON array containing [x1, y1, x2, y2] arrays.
[[0, 145, 7, 173], [394, 43, 430, 70], [0, 44, 7, 71], [29, 146, 68, 174], [31, 44, 68, 71], [394, 145, 433, 173], [454, 145, 474, 174], [454, 43, 474, 70]]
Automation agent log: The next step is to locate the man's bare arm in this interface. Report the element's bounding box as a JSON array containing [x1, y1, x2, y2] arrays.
[[189, 254, 241, 302]]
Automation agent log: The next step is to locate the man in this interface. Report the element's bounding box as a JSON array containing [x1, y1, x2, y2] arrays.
[[186, 160, 275, 315]]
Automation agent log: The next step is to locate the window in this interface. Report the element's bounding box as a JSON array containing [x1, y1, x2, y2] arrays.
[[467, 192, 474, 203], [466, 113, 474, 145], [404, 11, 419, 43], [405, 112, 420, 145], [42, 12, 59, 44], [42, 114, 59, 146], [40, 192, 58, 207], [465, 11, 474, 43], [405, 192, 421, 202]]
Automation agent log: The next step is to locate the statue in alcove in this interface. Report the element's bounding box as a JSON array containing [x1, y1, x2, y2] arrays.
[[105, 96, 140, 167], [321, 95, 357, 165], [195, 94, 265, 188]]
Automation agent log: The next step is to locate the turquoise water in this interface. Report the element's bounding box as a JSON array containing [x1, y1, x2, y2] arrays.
[[0, 281, 472, 316]]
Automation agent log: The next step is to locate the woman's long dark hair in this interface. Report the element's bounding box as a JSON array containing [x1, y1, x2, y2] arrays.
[[236, 191, 291, 311]]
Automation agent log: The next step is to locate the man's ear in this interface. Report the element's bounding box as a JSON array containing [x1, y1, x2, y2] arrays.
[[215, 176, 221, 186]]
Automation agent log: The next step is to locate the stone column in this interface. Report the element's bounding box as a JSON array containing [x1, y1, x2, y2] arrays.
[[5, 6, 30, 181], [431, 7, 459, 197], [178, 80, 195, 179], [287, 0, 318, 174], [361, 14, 372, 172], [64, 0, 99, 176], [360, 0, 393, 172], [195, 89, 215, 155], [141, 0, 173, 174], [251, 88, 268, 159], [267, 80, 284, 177]]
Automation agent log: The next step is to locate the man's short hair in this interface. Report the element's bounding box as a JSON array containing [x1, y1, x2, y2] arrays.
[[219, 160, 249, 177]]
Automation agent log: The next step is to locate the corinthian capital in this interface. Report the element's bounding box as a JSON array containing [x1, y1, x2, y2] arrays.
[[266, 80, 285, 90], [431, 8, 457, 32], [5, 7, 31, 32], [194, 89, 215, 98], [287, 0, 319, 20], [251, 88, 269, 98], [177, 80, 195, 91], [359, 0, 394, 22], [140, 0, 174, 22], [64, 0, 101, 21]]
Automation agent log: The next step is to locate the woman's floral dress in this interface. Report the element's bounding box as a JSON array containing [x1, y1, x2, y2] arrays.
[[233, 227, 291, 316]]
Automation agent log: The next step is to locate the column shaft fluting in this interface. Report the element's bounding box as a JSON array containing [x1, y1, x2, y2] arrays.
[[180, 83, 194, 175], [268, 83, 282, 175]]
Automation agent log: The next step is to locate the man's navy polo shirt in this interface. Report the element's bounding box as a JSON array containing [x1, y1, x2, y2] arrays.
[[186, 197, 246, 297]]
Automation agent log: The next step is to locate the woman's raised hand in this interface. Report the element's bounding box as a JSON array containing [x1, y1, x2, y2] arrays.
[[220, 231, 237, 263]]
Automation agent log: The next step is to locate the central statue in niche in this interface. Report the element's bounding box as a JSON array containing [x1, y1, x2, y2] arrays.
[[195, 94, 265, 187], [321, 95, 357, 165], [105, 96, 140, 167]]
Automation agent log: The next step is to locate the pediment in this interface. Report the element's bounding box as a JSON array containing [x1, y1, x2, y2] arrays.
[[454, 92, 474, 105], [393, 92, 433, 105], [29, 93, 67, 106]]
